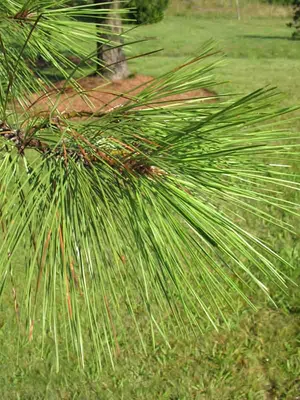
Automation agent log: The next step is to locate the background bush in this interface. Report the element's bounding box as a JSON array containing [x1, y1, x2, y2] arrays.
[[126, 0, 169, 24], [288, 0, 300, 39]]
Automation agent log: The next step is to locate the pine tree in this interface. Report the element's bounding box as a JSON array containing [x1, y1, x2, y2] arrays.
[[0, 0, 299, 370]]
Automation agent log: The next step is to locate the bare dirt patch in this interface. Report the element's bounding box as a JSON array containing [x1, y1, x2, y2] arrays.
[[31, 74, 216, 116]]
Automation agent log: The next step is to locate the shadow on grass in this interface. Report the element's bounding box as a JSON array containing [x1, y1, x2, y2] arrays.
[[241, 35, 292, 41]]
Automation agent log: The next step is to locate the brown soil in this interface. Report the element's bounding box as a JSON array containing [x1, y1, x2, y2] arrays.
[[31, 75, 216, 116]]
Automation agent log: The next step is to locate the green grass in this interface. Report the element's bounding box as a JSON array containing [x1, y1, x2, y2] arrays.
[[127, 15, 300, 104], [1, 10, 300, 400], [1, 306, 300, 399], [169, 0, 292, 18]]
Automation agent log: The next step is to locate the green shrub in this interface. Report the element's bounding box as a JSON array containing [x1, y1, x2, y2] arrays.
[[288, 0, 300, 39], [126, 0, 169, 24]]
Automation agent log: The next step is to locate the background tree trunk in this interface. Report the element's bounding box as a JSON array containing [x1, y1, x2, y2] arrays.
[[94, 0, 129, 80], [235, 0, 241, 20]]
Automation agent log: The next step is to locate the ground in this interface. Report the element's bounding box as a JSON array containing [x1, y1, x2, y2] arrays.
[[32, 74, 215, 114]]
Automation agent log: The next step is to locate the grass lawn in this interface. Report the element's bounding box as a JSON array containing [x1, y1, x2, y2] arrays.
[[128, 14, 300, 105], [1, 8, 300, 400]]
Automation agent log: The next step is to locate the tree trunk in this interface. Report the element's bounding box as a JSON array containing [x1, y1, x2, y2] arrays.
[[235, 0, 241, 20], [94, 0, 129, 80]]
